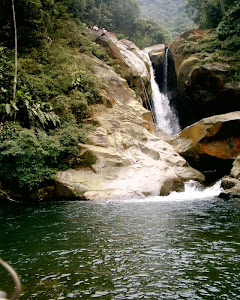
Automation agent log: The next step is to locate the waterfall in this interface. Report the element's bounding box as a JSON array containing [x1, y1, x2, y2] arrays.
[[163, 48, 169, 94], [147, 50, 181, 136]]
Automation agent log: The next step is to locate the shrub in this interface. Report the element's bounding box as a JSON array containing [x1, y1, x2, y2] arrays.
[[217, 1, 240, 41], [0, 121, 92, 191]]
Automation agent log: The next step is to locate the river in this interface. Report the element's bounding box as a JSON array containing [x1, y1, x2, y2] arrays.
[[0, 190, 239, 299]]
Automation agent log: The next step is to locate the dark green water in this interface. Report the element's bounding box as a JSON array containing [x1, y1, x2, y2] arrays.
[[0, 197, 240, 299]]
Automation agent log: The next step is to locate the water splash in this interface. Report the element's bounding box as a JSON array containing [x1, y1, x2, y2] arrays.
[[113, 180, 223, 203], [164, 180, 223, 201]]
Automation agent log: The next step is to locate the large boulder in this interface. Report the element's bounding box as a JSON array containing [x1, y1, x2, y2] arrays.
[[170, 111, 240, 180], [55, 54, 204, 200], [170, 29, 240, 123], [219, 155, 240, 198], [144, 44, 165, 67], [231, 154, 240, 179], [220, 176, 240, 199], [89, 29, 151, 101]]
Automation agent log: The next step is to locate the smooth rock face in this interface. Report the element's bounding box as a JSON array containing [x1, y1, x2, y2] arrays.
[[170, 29, 240, 123], [90, 30, 151, 100], [170, 112, 240, 176], [55, 55, 204, 200]]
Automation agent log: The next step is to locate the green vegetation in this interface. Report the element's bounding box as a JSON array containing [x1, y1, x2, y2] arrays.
[[217, 1, 240, 40], [138, 0, 194, 39], [0, 39, 101, 192], [181, 1, 240, 81], [0, 1, 105, 195], [0, 0, 238, 196], [184, 0, 237, 30], [0, 0, 169, 196], [63, 0, 169, 47]]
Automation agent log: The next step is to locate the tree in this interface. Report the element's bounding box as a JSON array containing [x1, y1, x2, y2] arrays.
[[220, 0, 226, 14], [185, 0, 222, 28], [184, 0, 236, 29], [12, 0, 17, 101]]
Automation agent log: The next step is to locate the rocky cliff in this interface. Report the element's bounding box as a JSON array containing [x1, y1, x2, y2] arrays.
[[54, 31, 240, 200], [90, 29, 152, 102], [169, 30, 240, 125], [54, 35, 204, 201]]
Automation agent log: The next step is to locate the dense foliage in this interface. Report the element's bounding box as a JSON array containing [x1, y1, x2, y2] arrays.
[[217, 1, 240, 40], [0, 0, 169, 49], [65, 0, 170, 46], [0, 1, 108, 194], [184, 0, 237, 29], [138, 0, 194, 38], [183, 0, 240, 82], [0, 0, 169, 195], [0, 121, 86, 190]]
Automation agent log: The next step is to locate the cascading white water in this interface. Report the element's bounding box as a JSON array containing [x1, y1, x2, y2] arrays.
[[115, 180, 223, 203], [164, 180, 223, 201], [163, 48, 169, 94], [142, 51, 222, 199], [147, 50, 181, 136]]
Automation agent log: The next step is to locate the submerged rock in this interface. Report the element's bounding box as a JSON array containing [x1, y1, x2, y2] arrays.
[[55, 54, 204, 200]]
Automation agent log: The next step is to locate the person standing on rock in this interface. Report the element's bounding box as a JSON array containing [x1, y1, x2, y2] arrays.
[[101, 28, 107, 36]]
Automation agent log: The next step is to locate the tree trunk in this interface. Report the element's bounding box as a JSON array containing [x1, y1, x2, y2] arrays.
[[12, 0, 17, 101], [99, 0, 103, 23], [220, 0, 226, 14]]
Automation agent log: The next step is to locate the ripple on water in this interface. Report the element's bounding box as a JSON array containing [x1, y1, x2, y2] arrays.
[[0, 197, 239, 299]]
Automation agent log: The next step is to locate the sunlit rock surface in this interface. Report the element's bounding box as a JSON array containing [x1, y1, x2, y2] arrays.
[[231, 155, 240, 179], [55, 55, 204, 200], [89, 29, 151, 100], [144, 44, 165, 67], [170, 112, 240, 178]]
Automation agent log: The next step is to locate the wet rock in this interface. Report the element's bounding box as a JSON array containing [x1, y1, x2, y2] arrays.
[[220, 176, 240, 199], [144, 44, 165, 67]]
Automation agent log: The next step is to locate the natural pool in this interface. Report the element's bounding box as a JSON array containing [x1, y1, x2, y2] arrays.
[[0, 192, 240, 299]]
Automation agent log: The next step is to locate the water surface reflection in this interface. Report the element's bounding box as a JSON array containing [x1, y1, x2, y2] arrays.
[[0, 197, 239, 299]]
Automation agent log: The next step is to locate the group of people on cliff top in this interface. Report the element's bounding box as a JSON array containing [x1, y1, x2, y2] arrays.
[[92, 25, 107, 36]]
